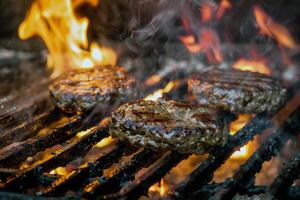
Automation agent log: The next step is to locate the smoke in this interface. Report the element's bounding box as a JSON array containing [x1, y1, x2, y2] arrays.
[[129, 0, 198, 42]]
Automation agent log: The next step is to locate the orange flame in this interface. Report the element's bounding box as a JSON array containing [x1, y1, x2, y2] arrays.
[[95, 136, 115, 148], [148, 178, 169, 196], [216, 0, 232, 20], [18, 0, 117, 78], [229, 115, 257, 159], [200, 4, 214, 22], [144, 81, 175, 101], [253, 5, 297, 50], [180, 28, 223, 63], [233, 58, 271, 75], [145, 75, 162, 86]]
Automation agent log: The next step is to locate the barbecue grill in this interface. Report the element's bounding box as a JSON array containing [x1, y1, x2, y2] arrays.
[[1, 0, 300, 199], [0, 54, 300, 200]]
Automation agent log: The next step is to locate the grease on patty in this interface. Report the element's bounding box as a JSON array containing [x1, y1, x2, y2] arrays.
[[188, 68, 286, 113], [109, 99, 229, 154], [49, 66, 135, 113]]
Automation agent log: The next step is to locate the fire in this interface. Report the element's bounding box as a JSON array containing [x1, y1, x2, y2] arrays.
[[229, 114, 256, 159], [95, 136, 115, 148], [200, 3, 214, 23], [233, 58, 271, 75], [216, 0, 232, 20], [179, 29, 223, 63], [148, 178, 169, 196], [253, 5, 297, 50], [144, 81, 175, 101], [18, 0, 117, 78], [145, 75, 161, 86], [49, 167, 68, 176]]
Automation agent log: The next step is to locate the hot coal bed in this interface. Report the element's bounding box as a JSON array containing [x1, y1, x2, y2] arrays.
[[0, 0, 300, 200]]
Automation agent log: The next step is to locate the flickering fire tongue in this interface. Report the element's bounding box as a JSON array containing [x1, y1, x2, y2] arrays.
[[18, 0, 117, 78]]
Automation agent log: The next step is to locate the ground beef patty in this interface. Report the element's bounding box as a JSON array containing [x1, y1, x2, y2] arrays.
[[49, 66, 135, 113], [188, 68, 286, 114], [109, 99, 229, 154]]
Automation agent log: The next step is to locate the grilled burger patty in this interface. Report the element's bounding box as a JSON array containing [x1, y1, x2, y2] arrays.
[[49, 66, 135, 113], [109, 99, 229, 153], [188, 68, 286, 113]]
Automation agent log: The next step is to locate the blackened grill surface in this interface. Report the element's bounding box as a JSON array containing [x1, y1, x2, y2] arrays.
[[49, 66, 135, 113], [109, 99, 229, 153], [188, 68, 287, 113], [0, 72, 300, 200]]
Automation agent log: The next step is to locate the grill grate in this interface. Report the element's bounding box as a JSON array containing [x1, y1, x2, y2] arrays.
[[0, 77, 300, 200]]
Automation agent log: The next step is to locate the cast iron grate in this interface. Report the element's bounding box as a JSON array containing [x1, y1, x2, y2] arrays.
[[0, 75, 300, 200]]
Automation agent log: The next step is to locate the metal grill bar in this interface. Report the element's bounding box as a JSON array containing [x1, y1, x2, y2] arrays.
[[1, 123, 109, 192], [41, 143, 137, 196], [269, 153, 300, 198], [0, 75, 299, 199], [168, 81, 300, 200], [109, 151, 189, 200], [82, 149, 165, 198], [0, 98, 51, 130], [215, 106, 300, 200], [0, 109, 59, 148], [216, 132, 288, 200], [0, 115, 83, 167], [168, 114, 272, 199]]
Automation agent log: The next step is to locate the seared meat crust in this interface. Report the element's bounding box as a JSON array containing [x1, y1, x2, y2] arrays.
[[188, 68, 286, 113], [109, 99, 229, 153], [49, 66, 135, 113]]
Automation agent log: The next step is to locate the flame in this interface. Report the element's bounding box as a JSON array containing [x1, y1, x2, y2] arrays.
[[95, 136, 115, 148], [229, 114, 255, 159], [18, 0, 117, 78], [145, 75, 162, 86], [148, 178, 169, 196], [200, 4, 214, 23], [49, 166, 68, 176], [253, 5, 297, 50], [144, 81, 175, 101], [179, 28, 223, 62], [216, 0, 232, 20], [233, 58, 271, 75]]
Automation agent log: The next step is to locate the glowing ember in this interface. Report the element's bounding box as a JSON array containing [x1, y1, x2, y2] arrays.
[[18, 0, 117, 78], [253, 5, 297, 50], [233, 58, 271, 75], [148, 178, 169, 196], [95, 136, 115, 148], [144, 81, 175, 101], [229, 114, 256, 160], [49, 166, 68, 176], [229, 115, 253, 136]]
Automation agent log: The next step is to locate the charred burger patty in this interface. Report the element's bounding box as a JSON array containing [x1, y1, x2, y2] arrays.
[[109, 99, 229, 153], [49, 66, 135, 113], [188, 68, 286, 113]]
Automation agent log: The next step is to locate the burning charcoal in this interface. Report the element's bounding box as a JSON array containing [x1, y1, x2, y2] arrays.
[[188, 68, 286, 114], [49, 66, 135, 113], [109, 99, 229, 154]]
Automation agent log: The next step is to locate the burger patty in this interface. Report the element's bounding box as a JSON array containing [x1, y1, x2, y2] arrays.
[[109, 99, 229, 153], [188, 68, 286, 113], [49, 66, 135, 113]]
